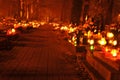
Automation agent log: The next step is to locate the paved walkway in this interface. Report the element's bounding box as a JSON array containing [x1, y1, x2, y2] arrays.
[[0, 25, 80, 80]]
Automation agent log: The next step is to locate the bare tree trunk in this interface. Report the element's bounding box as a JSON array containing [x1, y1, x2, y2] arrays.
[[70, 0, 83, 26], [105, 0, 114, 24]]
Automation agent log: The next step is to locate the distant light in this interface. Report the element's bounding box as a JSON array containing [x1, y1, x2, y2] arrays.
[[40, 22, 46, 25], [111, 49, 118, 57], [11, 28, 16, 33], [118, 14, 120, 17], [68, 40, 71, 43], [98, 38, 107, 46], [87, 31, 93, 38], [85, 15, 88, 21], [90, 45, 94, 51], [7, 30, 12, 35], [112, 40, 117, 46], [94, 29, 97, 33], [60, 26, 68, 31], [109, 40, 113, 44], [69, 27, 76, 33], [74, 41, 77, 46], [107, 32, 114, 38], [105, 47, 109, 52], [88, 39, 94, 45]]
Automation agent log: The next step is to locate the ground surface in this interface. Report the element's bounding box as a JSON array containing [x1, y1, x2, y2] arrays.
[[0, 25, 85, 80]]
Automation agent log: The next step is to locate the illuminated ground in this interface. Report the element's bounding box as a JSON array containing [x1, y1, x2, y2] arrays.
[[0, 25, 90, 80]]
